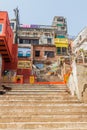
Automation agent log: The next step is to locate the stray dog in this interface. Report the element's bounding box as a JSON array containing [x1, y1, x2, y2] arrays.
[[2, 85, 12, 91], [0, 91, 6, 95]]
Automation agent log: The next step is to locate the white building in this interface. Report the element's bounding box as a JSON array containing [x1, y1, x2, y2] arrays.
[[73, 27, 87, 53]]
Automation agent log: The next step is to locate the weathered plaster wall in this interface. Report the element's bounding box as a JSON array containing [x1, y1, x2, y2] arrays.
[[77, 64, 87, 102]]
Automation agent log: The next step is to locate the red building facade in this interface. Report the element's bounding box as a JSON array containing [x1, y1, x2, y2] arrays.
[[0, 11, 18, 82]]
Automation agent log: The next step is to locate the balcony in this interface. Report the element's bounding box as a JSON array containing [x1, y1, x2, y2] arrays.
[[55, 38, 68, 43], [18, 31, 41, 38], [54, 38, 68, 48]]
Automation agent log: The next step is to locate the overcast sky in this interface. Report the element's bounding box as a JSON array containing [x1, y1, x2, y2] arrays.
[[0, 0, 87, 36]]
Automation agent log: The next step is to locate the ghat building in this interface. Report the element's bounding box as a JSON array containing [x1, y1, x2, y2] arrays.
[[0, 10, 69, 83]]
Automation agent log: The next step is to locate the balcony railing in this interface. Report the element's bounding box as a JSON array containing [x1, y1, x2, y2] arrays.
[[55, 38, 68, 44]]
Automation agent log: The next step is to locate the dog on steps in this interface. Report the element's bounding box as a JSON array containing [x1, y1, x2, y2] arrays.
[[2, 85, 12, 91], [0, 91, 6, 95]]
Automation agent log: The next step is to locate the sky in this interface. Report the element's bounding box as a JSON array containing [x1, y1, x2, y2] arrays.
[[0, 0, 87, 36]]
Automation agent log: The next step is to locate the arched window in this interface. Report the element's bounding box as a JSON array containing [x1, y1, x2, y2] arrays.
[[18, 51, 23, 57], [26, 51, 31, 57]]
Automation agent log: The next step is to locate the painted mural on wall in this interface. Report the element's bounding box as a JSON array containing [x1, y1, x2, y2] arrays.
[[2, 70, 16, 82], [18, 48, 31, 58]]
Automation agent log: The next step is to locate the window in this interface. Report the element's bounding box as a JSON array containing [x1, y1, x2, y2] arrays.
[[0, 40, 4, 44], [26, 51, 31, 57], [47, 38, 52, 44], [35, 51, 40, 57], [62, 47, 67, 55], [57, 47, 61, 54], [44, 33, 50, 36], [61, 26, 65, 30], [19, 39, 39, 44], [18, 51, 23, 57], [44, 51, 54, 58], [18, 48, 31, 58], [19, 39, 23, 44], [33, 32, 38, 36], [57, 18, 63, 22], [10, 22, 15, 30], [31, 39, 39, 44], [0, 24, 3, 34], [19, 39, 30, 44]]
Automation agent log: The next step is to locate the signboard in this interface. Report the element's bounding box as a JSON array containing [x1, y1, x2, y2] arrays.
[[55, 38, 68, 43], [18, 61, 32, 69], [19, 24, 54, 29], [55, 38, 68, 48]]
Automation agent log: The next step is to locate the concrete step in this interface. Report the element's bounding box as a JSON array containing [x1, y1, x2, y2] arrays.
[[0, 122, 87, 129], [8, 84, 66, 87], [0, 104, 87, 110], [0, 102, 86, 107], [0, 100, 81, 106], [3, 127, 87, 130], [0, 95, 77, 100], [9, 85, 68, 90], [0, 104, 86, 110], [11, 87, 68, 90], [0, 115, 87, 123], [4, 92, 70, 96], [0, 84, 86, 130], [6, 91, 70, 95], [10, 84, 66, 87], [10, 85, 67, 88], [0, 98, 78, 102], [0, 109, 87, 115], [10, 89, 68, 92]]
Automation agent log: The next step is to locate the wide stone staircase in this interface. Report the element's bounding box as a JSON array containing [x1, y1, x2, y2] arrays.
[[0, 84, 87, 130]]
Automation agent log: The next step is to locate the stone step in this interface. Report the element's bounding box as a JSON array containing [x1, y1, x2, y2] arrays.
[[10, 89, 68, 92], [8, 84, 66, 87], [0, 106, 87, 115], [0, 84, 86, 130], [0, 100, 81, 106], [0, 107, 87, 114], [0, 102, 86, 107], [0, 115, 87, 123], [0, 98, 78, 102], [3, 127, 87, 130], [6, 91, 70, 95], [10, 85, 67, 87], [9, 85, 68, 90], [10, 84, 66, 86], [11, 87, 68, 90], [0, 95, 77, 100], [0, 104, 86, 110], [0, 122, 87, 129], [3, 92, 70, 96]]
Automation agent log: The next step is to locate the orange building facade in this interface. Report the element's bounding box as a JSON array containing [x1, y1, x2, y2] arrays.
[[0, 11, 18, 82]]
